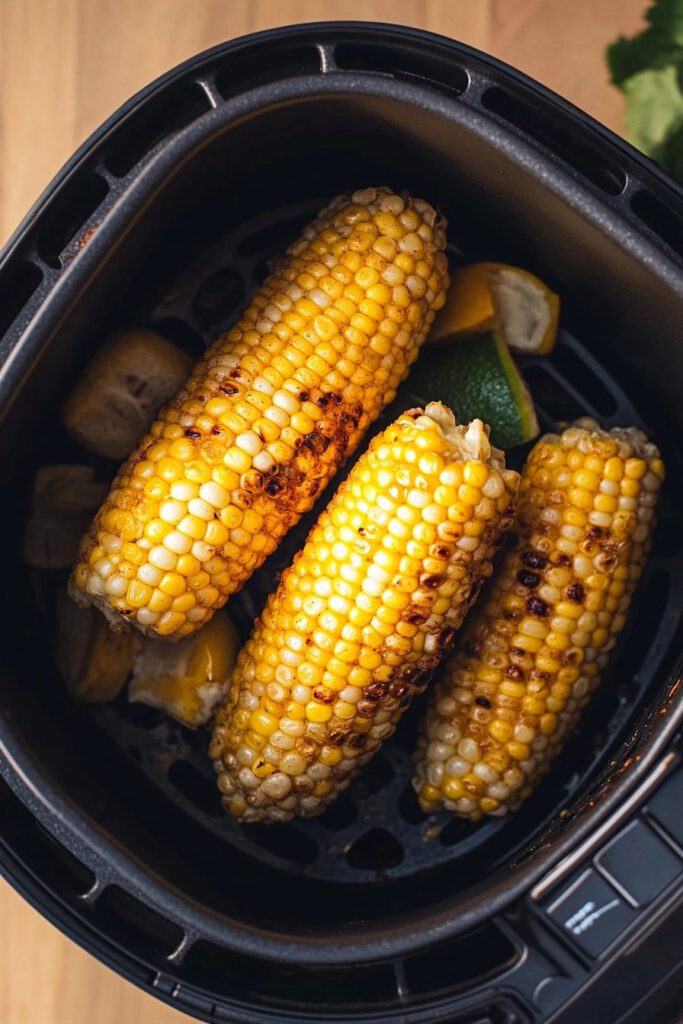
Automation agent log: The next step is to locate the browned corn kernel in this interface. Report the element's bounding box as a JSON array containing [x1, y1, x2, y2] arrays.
[[70, 188, 449, 639], [413, 418, 664, 820], [210, 403, 519, 821]]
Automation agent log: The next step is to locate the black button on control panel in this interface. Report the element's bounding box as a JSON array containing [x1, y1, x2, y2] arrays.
[[647, 769, 683, 850], [596, 818, 681, 906], [544, 868, 638, 958]]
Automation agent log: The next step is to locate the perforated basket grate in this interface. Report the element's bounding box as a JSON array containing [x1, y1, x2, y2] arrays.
[[40, 198, 679, 887]]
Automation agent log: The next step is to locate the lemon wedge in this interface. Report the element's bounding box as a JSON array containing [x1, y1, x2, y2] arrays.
[[430, 262, 560, 354], [128, 608, 240, 728], [56, 594, 138, 703]]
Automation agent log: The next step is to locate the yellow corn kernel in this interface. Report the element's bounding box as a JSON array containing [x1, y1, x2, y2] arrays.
[[126, 580, 152, 609], [500, 680, 526, 699], [320, 746, 343, 766], [149, 590, 173, 614], [513, 635, 544, 654], [624, 458, 646, 479], [155, 612, 186, 637], [159, 572, 186, 597], [573, 469, 600, 490], [306, 702, 332, 723], [420, 783, 443, 806], [594, 493, 618, 513], [172, 593, 196, 613], [443, 776, 465, 801], [564, 507, 587, 527], [333, 701, 356, 720], [556, 601, 583, 618], [122, 543, 145, 567], [490, 719, 514, 743], [604, 456, 624, 481], [250, 710, 278, 736], [621, 478, 640, 498], [569, 487, 593, 510]]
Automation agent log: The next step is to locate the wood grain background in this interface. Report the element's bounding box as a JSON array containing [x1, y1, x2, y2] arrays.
[[0, 1, 645, 1022]]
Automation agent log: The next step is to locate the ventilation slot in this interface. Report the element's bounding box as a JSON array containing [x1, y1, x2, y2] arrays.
[[236, 212, 311, 258], [439, 815, 487, 848], [95, 885, 183, 960], [346, 828, 404, 871], [182, 940, 397, 1006], [397, 784, 426, 825], [524, 363, 587, 423], [0, 776, 95, 897], [617, 569, 672, 685], [241, 822, 317, 865], [334, 43, 468, 96], [104, 82, 211, 177], [481, 87, 627, 196], [630, 188, 683, 260], [651, 490, 683, 557], [216, 45, 320, 99], [123, 702, 161, 729], [191, 266, 244, 329], [151, 317, 206, 356], [0, 261, 43, 339], [551, 343, 619, 416], [317, 795, 357, 832], [402, 922, 517, 995], [168, 760, 224, 818], [36, 173, 109, 268]]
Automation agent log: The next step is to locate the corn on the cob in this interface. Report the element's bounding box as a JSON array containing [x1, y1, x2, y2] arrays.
[[413, 418, 664, 820], [70, 188, 449, 640], [210, 403, 519, 821]]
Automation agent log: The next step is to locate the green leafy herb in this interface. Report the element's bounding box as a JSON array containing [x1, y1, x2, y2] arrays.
[[607, 0, 683, 180]]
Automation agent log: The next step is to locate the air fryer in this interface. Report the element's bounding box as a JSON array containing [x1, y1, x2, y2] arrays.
[[0, 23, 682, 1024]]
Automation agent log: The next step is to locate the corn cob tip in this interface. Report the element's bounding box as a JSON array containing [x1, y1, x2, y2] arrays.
[[413, 419, 664, 820], [552, 417, 662, 465], [411, 403, 506, 469], [67, 576, 135, 634]]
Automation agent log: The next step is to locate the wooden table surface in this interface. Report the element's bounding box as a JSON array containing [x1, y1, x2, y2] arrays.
[[0, 1, 645, 1022]]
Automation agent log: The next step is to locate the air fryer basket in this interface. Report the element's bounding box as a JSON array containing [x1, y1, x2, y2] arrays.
[[1, 23, 682, 1024]]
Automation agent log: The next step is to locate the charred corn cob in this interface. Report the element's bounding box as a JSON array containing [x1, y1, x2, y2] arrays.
[[414, 418, 664, 820], [210, 403, 519, 821], [70, 188, 449, 640]]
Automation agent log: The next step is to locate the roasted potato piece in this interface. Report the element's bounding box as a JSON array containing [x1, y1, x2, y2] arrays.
[[62, 327, 191, 460]]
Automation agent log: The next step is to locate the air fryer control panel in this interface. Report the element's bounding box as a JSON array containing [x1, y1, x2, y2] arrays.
[[506, 757, 683, 1023]]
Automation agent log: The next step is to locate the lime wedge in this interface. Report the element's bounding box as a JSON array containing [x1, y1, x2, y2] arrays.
[[406, 330, 539, 449]]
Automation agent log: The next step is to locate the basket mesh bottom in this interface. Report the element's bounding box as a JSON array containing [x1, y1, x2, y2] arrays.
[[48, 198, 681, 884]]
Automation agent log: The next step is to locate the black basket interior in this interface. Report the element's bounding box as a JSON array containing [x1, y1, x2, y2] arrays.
[[26, 199, 680, 904]]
